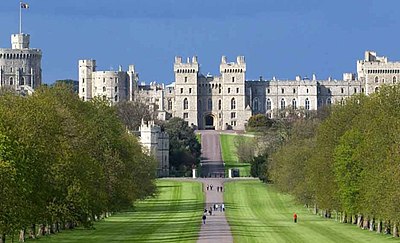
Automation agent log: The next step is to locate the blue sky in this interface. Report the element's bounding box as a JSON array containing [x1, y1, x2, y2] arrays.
[[0, 0, 399, 84]]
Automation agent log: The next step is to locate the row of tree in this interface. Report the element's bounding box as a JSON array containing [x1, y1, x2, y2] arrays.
[[268, 85, 400, 237], [0, 85, 157, 242]]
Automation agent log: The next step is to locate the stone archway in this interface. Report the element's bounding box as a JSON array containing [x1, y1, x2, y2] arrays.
[[204, 114, 215, 130]]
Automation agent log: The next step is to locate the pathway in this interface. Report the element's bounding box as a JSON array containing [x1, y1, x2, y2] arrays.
[[197, 131, 233, 243]]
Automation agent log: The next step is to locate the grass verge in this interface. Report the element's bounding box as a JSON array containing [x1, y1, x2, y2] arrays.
[[220, 134, 251, 177], [224, 180, 396, 243], [36, 180, 204, 243]]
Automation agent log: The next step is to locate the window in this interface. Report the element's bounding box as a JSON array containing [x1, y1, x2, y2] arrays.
[[10, 77, 13, 85], [218, 100, 222, 110], [228, 88, 231, 94], [103, 86, 106, 92], [183, 113, 188, 119], [236, 88, 239, 93], [341, 88, 344, 94], [183, 98, 188, 110], [306, 89, 309, 94], [231, 98, 236, 110], [208, 98, 212, 110], [266, 98, 272, 110], [189, 88, 192, 94], [375, 87, 379, 93], [267, 89, 270, 94], [293, 88, 296, 94], [180, 88, 183, 94], [20, 77, 24, 85], [114, 95, 118, 102], [292, 99, 297, 109], [354, 88, 357, 93], [82, 78, 85, 84], [184, 77, 188, 82], [280, 98, 286, 110], [327, 98, 332, 105], [393, 76, 397, 84], [168, 99, 172, 110], [231, 112, 236, 119], [375, 76, 379, 83], [305, 98, 310, 110], [232, 77, 235, 82], [115, 86, 118, 92], [103, 78, 105, 83], [82, 88, 85, 93], [253, 98, 259, 111], [281, 88, 285, 94]]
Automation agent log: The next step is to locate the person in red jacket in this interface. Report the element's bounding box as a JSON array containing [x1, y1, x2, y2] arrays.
[[293, 213, 298, 223]]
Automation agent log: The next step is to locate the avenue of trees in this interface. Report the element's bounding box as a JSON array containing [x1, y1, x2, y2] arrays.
[[268, 85, 400, 237], [0, 85, 157, 242]]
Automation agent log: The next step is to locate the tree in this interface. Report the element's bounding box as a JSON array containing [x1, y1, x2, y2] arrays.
[[246, 114, 274, 132], [115, 100, 154, 131], [161, 117, 201, 173]]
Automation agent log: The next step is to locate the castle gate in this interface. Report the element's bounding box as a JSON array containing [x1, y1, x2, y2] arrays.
[[204, 114, 216, 130]]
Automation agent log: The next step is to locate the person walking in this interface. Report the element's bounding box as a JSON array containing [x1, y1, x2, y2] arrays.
[[222, 203, 225, 212], [293, 213, 298, 223], [209, 206, 213, 216], [206, 185, 209, 191], [202, 214, 207, 224]]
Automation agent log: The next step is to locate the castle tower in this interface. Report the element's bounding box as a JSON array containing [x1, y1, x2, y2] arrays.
[[0, 33, 42, 90], [220, 56, 248, 129], [128, 64, 139, 101], [173, 56, 199, 127], [78, 59, 96, 101]]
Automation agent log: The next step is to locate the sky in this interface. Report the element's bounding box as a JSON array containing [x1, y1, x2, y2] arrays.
[[0, 0, 400, 84]]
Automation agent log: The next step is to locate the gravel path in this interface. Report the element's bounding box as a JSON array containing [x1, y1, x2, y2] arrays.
[[197, 131, 233, 243]]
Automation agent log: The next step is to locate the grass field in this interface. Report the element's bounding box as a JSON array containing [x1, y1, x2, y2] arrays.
[[36, 180, 204, 243], [220, 134, 251, 177], [224, 180, 396, 243]]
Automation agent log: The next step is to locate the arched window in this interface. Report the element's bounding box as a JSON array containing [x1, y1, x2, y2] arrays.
[[114, 95, 118, 102], [327, 98, 332, 105], [280, 98, 286, 110], [218, 99, 222, 110], [208, 98, 212, 110], [375, 76, 379, 83], [253, 98, 259, 111], [231, 98, 236, 110], [20, 77, 25, 85], [103, 86, 106, 92], [393, 76, 397, 84], [9, 77, 13, 85], [375, 87, 379, 93], [168, 99, 173, 110], [266, 98, 272, 110], [183, 98, 188, 110], [305, 98, 310, 110], [292, 99, 297, 109]]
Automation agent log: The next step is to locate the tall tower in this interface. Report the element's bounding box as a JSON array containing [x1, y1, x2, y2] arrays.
[[220, 56, 248, 129], [174, 56, 199, 127], [0, 33, 42, 90], [78, 60, 96, 101]]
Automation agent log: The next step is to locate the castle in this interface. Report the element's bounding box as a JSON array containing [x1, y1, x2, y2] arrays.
[[0, 33, 42, 94], [79, 51, 398, 130]]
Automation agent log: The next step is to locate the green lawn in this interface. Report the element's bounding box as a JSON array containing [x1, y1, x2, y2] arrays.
[[220, 134, 251, 177], [224, 180, 397, 243], [36, 180, 204, 243]]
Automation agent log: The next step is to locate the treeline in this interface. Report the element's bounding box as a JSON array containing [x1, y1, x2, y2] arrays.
[[269, 85, 400, 237], [0, 85, 157, 242]]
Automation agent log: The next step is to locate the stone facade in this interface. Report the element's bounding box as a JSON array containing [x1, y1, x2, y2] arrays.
[[139, 120, 169, 177], [0, 33, 42, 92], [78, 51, 398, 130]]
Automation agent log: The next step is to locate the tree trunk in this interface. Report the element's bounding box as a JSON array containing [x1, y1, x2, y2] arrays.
[[369, 218, 375, 231], [377, 221, 382, 234], [342, 212, 348, 223], [314, 205, 318, 215], [352, 215, 357, 224], [393, 223, 399, 237], [385, 221, 391, 235], [357, 215, 363, 227], [29, 224, 35, 239]]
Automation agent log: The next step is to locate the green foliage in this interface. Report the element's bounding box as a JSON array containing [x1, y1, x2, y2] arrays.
[[0, 85, 156, 239], [161, 117, 201, 174], [246, 114, 274, 132]]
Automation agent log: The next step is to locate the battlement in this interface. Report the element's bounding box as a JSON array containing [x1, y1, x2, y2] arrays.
[[174, 56, 199, 73], [11, 34, 30, 49], [220, 56, 246, 73]]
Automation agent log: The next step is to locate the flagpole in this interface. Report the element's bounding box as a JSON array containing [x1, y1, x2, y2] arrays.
[[19, 1, 22, 34]]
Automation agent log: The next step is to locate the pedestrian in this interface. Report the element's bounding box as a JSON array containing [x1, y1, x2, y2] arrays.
[[210, 184, 213, 190], [204, 208, 208, 214], [222, 203, 225, 212], [206, 185, 209, 191], [202, 214, 207, 224], [217, 186, 219, 192], [216, 204, 219, 211], [220, 204, 223, 212], [209, 207, 212, 216], [214, 204, 216, 211], [221, 186, 223, 192], [293, 213, 297, 223]]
